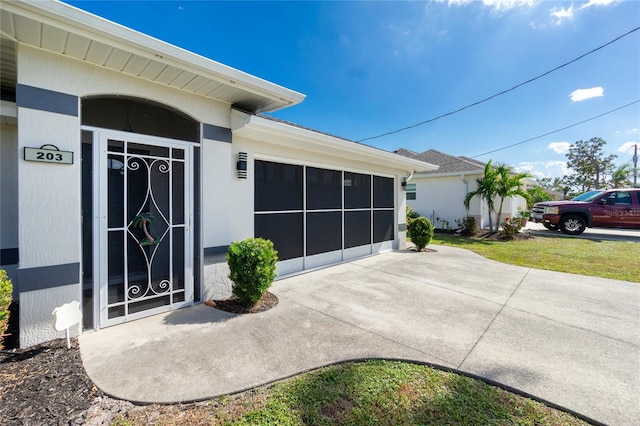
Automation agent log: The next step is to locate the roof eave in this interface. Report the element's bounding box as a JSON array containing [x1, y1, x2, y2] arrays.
[[412, 169, 485, 178], [232, 113, 439, 173]]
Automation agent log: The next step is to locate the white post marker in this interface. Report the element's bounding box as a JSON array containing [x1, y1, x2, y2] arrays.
[[52, 301, 81, 349]]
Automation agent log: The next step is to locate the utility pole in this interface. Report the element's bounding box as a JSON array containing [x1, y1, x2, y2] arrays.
[[634, 143, 638, 188]]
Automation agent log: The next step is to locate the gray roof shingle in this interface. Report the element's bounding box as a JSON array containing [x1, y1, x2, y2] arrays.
[[394, 149, 486, 174]]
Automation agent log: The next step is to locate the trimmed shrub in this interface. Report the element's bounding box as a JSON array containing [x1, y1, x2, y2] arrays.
[[227, 238, 278, 307], [456, 216, 478, 236], [500, 217, 521, 241], [0, 269, 13, 350], [406, 206, 420, 239], [407, 217, 434, 251]]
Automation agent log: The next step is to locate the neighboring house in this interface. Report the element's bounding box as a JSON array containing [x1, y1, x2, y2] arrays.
[[0, 0, 437, 347], [395, 149, 534, 230]]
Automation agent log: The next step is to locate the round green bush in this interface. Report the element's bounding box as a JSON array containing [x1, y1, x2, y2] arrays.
[[407, 217, 434, 251], [227, 238, 278, 307]]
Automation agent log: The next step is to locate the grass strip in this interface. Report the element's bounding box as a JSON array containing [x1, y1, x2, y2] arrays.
[[114, 360, 588, 425], [431, 234, 639, 283]]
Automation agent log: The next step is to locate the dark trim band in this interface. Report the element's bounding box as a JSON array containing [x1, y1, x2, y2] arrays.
[[204, 245, 229, 265], [0, 248, 19, 266], [203, 123, 232, 143], [18, 262, 80, 292], [16, 84, 79, 117]]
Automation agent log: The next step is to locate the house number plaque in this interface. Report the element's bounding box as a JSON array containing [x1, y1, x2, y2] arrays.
[[24, 144, 74, 165]]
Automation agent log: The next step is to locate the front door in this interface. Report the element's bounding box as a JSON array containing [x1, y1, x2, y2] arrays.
[[95, 130, 193, 327]]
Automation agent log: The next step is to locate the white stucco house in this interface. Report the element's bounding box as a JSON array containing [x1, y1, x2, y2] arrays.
[[395, 149, 534, 230], [0, 0, 438, 348]]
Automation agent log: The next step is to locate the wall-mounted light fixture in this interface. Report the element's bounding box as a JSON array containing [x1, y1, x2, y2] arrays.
[[236, 152, 247, 179]]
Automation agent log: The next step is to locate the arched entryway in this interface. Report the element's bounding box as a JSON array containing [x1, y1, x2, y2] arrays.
[[81, 97, 201, 329]]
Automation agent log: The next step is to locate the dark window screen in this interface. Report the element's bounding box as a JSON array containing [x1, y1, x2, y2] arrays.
[[307, 167, 342, 210], [373, 210, 394, 243], [344, 172, 371, 209], [255, 213, 303, 261], [373, 176, 394, 208], [255, 160, 303, 212], [306, 212, 342, 256], [344, 211, 371, 249]]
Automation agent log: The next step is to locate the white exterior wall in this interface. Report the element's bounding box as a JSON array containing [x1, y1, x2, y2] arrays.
[[409, 174, 483, 229], [201, 140, 233, 248], [409, 173, 529, 230]]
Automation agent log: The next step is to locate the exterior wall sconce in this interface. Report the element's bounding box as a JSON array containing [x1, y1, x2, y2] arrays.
[[237, 152, 247, 179]]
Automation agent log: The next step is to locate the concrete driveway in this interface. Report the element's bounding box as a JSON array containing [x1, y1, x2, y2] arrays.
[[80, 246, 640, 425]]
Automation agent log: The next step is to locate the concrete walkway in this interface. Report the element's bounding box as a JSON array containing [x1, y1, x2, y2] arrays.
[[79, 246, 640, 425]]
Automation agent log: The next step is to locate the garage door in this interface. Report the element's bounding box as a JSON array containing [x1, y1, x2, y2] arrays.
[[254, 160, 394, 275]]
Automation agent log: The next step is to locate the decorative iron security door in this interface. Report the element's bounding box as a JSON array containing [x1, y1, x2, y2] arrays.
[[97, 131, 193, 327]]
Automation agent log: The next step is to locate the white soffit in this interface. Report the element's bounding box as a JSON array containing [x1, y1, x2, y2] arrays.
[[232, 113, 439, 173], [0, 0, 305, 113]]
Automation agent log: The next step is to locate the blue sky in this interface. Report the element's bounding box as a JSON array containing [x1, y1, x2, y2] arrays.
[[66, 0, 639, 180]]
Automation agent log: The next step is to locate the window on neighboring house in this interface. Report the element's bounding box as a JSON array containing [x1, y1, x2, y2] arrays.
[[405, 182, 417, 200]]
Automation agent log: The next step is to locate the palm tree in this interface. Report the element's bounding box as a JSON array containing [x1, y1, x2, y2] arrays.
[[464, 160, 499, 232], [610, 163, 633, 188], [494, 164, 532, 228]]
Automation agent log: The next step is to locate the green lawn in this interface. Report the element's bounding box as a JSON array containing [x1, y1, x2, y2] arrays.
[[115, 360, 587, 425], [431, 233, 640, 283]]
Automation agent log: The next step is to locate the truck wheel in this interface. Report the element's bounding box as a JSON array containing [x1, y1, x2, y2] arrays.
[[559, 214, 586, 235], [543, 223, 558, 231]]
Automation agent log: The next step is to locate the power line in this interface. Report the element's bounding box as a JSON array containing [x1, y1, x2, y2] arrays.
[[469, 100, 640, 159], [358, 26, 640, 143]]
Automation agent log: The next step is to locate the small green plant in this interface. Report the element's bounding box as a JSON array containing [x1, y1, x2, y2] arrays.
[[500, 217, 522, 241], [455, 216, 478, 236], [435, 217, 452, 231], [407, 217, 434, 251], [0, 269, 13, 350], [227, 238, 278, 307]]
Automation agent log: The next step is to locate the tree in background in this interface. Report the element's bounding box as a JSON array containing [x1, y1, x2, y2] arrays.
[[526, 186, 553, 208], [609, 163, 633, 188], [464, 160, 498, 232], [565, 137, 617, 191]]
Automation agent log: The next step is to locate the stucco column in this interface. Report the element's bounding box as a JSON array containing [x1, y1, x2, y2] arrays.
[[16, 79, 82, 347]]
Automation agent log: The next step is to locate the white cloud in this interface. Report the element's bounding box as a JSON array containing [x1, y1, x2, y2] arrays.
[[438, 0, 535, 11], [516, 162, 545, 179], [617, 141, 639, 154], [550, 5, 573, 24], [580, 0, 617, 10], [548, 142, 571, 154], [569, 86, 604, 102], [516, 160, 568, 179], [544, 161, 570, 179]]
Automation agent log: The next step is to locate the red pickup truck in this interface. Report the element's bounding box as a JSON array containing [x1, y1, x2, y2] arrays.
[[532, 188, 640, 235]]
